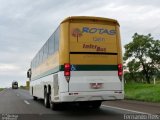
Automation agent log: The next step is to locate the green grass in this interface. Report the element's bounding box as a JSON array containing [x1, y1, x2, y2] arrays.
[[19, 86, 29, 90], [0, 88, 3, 92], [125, 83, 160, 102]]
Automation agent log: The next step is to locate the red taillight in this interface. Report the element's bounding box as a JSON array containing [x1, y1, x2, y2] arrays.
[[64, 63, 70, 76], [118, 64, 123, 76]]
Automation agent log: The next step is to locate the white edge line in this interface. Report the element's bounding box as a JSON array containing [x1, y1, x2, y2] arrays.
[[24, 100, 30, 105], [102, 105, 151, 115]]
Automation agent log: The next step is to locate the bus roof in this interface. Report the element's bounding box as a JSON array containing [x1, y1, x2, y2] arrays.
[[61, 16, 119, 26]]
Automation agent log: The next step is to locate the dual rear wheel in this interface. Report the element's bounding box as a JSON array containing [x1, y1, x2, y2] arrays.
[[44, 89, 50, 108], [44, 88, 59, 110], [36, 88, 102, 110]]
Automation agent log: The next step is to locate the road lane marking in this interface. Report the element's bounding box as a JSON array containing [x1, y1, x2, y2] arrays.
[[102, 105, 151, 114], [24, 100, 30, 105]]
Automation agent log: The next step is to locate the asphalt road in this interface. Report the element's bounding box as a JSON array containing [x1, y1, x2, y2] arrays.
[[0, 89, 159, 120]]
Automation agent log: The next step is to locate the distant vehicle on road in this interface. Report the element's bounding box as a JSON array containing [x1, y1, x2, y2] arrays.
[[12, 81, 18, 89], [27, 16, 124, 110]]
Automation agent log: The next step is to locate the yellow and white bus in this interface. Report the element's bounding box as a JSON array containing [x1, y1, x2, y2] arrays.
[[27, 16, 124, 110]]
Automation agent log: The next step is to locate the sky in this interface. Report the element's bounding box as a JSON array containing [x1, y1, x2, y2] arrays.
[[0, 0, 160, 88]]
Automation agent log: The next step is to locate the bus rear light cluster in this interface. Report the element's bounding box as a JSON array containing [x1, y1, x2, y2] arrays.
[[64, 63, 70, 76], [64, 63, 70, 82], [118, 64, 123, 76]]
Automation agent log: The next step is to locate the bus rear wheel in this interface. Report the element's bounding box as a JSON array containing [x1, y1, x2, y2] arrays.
[[33, 96, 37, 100], [49, 94, 59, 110], [44, 89, 50, 108], [91, 101, 102, 109]]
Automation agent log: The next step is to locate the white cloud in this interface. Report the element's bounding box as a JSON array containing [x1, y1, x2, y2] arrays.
[[0, 63, 24, 76], [0, 63, 19, 71]]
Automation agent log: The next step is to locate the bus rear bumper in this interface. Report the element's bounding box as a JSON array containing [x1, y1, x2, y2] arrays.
[[59, 91, 124, 102]]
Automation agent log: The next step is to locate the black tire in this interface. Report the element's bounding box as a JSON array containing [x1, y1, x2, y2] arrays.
[[79, 102, 90, 108], [50, 102, 59, 111], [91, 101, 102, 109], [33, 96, 37, 101], [44, 89, 50, 108], [49, 93, 59, 110]]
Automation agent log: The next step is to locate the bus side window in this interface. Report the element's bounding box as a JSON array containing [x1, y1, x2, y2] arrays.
[[48, 34, 55, 56], [55, 27, 60, 51]]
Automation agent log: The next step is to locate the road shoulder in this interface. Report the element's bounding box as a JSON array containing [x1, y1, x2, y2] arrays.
[[103, 100, 160, 114]]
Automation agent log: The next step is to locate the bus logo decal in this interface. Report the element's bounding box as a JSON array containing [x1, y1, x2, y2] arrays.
[[83, 44, 106, 52], [72, 28, 83, 42], [82, 27, 116, 35], [72, 27, 116, 39]]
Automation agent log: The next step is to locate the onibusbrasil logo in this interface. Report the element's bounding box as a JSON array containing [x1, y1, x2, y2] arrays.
[[72, 28, 83, 42]]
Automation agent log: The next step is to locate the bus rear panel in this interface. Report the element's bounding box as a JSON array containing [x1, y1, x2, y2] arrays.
[[59, 17, 124, 102]]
